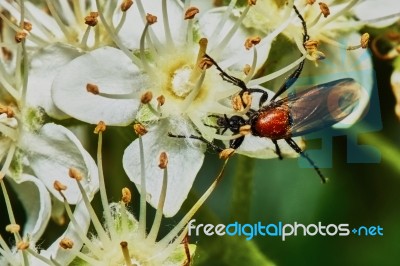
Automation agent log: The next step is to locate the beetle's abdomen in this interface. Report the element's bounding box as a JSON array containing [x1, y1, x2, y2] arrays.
[[252, 107, 291, 140]]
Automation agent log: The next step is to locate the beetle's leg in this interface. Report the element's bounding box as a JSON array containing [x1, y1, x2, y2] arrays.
[[168, 132, 224, 152], [272, 140, 283, 160], [285, 138, 328, 184]]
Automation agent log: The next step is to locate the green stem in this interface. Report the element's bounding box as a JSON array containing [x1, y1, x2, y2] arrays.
[[230, 155, 255, 223]]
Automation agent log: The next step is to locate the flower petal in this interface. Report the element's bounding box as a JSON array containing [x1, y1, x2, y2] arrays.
[[7, 174, 51, 243], [353, 0, 400, 28], [236, 135, 304, 159], [27, 43, 83, 119], [123, 121, 205, 217], [52, 46, 143, 125], [21, 123, 99, 204]]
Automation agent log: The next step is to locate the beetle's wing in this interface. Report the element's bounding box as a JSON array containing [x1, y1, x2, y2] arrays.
[[272, 78, 362, 137]]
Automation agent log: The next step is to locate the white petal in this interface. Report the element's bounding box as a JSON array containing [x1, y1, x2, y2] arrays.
[[236, 135, 303, 159], [123, 121, 205, 217], [116, 0, 184, 49], [7, 174, 51, 242], [52, 47, 142, 125], [27, 43, 83, 119], [41, 200, 90, 265], [353, 0, 400, 28], [21, 123, 99, 204]]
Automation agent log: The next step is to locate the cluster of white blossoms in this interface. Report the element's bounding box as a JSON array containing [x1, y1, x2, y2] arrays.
[[1, 0, 399, 265]]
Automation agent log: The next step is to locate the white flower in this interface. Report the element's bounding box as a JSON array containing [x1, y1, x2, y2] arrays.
[[0, 18, 99, 204], [0, 176, 91, 265], [51, 0, 302, 216], [62, 129, 228, 266]]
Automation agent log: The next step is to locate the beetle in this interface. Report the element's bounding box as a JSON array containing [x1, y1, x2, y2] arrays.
[[169, 5, 362, 183]]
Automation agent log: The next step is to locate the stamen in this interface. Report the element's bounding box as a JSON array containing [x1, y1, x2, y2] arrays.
[[5, 224, 20, 234], [184, 6, 199, 45], [147, 152, 169, 242], [0, 144, 17, 179], [139, 14, 157, 73], [136, 0, 163, 51], [162, 0, 174, 48], [121, 0, 134, 12], [211, 3, 252, 55], [248, 55, 306, 86], [244, 36, 261, 50], [86, 83, 137, 99], [208, 0, 238, 44], [347, 33, 370, 50], [16, 240, 28, 250], [158, 158, 230, 248], [141, 91, 153, 104], [26, 248, 57, 266], [44, 0, 71, 40], [307, 0, 316, 4], [315, 0, 359, 30], [157, 95, 165, 107], [95, 121, 116, 240], [95, 0, 142, 66], [243, 44, 258, 83], [14, 31, 27, 43], [120, 242, 133, 266], [138, 136, 147, 238]]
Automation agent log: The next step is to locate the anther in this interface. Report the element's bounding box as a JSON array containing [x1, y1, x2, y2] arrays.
[[243, 64, 251, 75], [15, 31, 27, 43], [133, 123, 148, 136], [361, 33, 370, 49], [319, 2, 330, 18], [239, 125, 252, 135], [23, 21, 32, 32], [304, 40, 319, 51], [248, 0, 257, 6], [121, 187, 132, 204], [54, 181, 68, 192], [121, 0, 134, 12], [157, 95, 165, 106], [120, 241, 132, 266], [185, 7, 200, 20], [219, 148, 235, 159], [146, 13, 157, 25], [0, 105, 14, 118], [158, 152, 168, 169], [16, 241, 29, 250], [307, 0, 316, 4], [244, 36, 261, 50], [94, 121, 106, 134], [59, 238, 74, 249], [141, 91, 153, 104], [86, 83, 100, 94], [310, 50, 326, 60], [85, 12, 99, 27], [6, 224, 20, 233], [69, 167, 83, 181]]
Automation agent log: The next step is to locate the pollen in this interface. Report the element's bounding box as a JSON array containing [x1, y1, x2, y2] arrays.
[[361, 33, 370, 49], [15, 31, 27, 43], [6, 224, 20, 233], [59, 238, 74, 249], [94, 121, 106, 134], [54, 180, 68, 191], [158, 152, 168, 169], [16, 241, 29, 250], [244, 36, 261, 50], [0, 105, 14, 118], [185, 7, 200, 20], [23, 21, 32, 32], [85, 12, 99, 27], [133, 123, 148, 136], [121, 0, 134, 12], [319, 2, 330, 18], [146, 13, 157, 25], [86, 83, 100, 94], [141, 91, 153, 104], [219, 148, 235, 159], [69, 167, 83, 181], [121, 187, 132, 204]]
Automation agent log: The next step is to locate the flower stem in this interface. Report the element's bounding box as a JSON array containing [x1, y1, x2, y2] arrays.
[[229, 155, 254, 223]]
